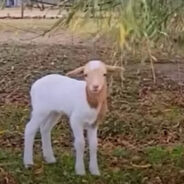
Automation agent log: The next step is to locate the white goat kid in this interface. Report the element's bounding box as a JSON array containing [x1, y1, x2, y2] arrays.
[[24, 60, 123, 175]]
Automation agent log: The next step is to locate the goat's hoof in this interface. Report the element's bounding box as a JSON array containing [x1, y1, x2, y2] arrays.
[[24, 163, 34, 169], [76, 171, 86, 175], [90, 168, 100, 176], [44, 156, 56, 164], [75, 168, 86, 175]]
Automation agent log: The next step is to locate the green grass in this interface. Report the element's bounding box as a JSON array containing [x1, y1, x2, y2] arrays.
[[0, 149, 143, 184], [145, 145, 184, 167], [1, 104, 184, 184]]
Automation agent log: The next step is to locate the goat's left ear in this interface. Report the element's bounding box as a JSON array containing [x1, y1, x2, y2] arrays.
[[106, 65, 125, 73], [66, 66, 85, 77]]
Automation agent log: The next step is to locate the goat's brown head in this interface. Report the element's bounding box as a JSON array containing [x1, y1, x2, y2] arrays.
[[66, 60, 124, 94]]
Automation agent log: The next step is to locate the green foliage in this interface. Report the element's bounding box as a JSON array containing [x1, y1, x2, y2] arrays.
[[145, 146, 169, 164], [169, 145, 184, 167], [145, 145, 184, 167], [61, 0, 184, 61], [0, 148, 143, 184], [112, 147, 130, 158]]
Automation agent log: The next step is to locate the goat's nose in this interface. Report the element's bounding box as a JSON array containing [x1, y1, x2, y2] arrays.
[[93, 85, 99, 90]]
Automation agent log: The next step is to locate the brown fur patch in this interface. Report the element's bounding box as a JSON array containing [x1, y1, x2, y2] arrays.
[[86, 87, 99, 108], [86, 85, 108, 127]]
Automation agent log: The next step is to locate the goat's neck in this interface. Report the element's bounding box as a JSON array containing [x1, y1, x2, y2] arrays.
[[86, 85, 107, 109], [86, 85, 108, 126]]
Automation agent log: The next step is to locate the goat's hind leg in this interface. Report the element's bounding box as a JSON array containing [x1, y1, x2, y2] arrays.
[[40, 112, 60, 164], [24, 111, 49, 168]]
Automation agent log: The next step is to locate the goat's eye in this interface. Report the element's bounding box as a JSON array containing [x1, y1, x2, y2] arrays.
[[84, 74, 88, 77], [103, 73, 107, 77]]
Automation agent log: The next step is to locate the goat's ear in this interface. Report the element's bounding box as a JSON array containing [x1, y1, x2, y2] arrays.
[[106, 65, 125, 73], [66, 66, 85, 77]]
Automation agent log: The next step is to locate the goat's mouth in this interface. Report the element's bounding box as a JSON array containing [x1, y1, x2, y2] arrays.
[[91, 89, 100, 93], [88, 85, 103, 94], [90, 87, 102, 94]]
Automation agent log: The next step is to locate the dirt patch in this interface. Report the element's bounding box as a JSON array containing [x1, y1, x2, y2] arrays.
[[155, 63, 184, 85]]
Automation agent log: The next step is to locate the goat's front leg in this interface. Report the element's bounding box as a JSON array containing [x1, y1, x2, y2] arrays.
[[87, 126, 100, 175], [70, 116, 85, 175]]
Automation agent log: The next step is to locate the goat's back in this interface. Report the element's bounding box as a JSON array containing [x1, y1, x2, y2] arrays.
[[30, 74, 87, 116]]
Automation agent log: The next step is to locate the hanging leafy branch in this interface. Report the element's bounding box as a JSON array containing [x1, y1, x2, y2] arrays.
[[58, 0, 184, 50]]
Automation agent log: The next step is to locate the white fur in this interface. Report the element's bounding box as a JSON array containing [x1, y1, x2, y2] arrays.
[[24, 74, 100, 175], [88, 60, 101, 70]]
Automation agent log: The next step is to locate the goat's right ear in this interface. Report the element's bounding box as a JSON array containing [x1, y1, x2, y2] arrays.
[[66, 66, 85, 77]]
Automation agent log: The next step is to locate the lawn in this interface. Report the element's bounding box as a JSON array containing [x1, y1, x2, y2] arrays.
[[0, 19, 184, 184]]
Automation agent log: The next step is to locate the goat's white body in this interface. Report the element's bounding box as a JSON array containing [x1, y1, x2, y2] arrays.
[[24, 74, 100, 175], [31, 74, 98, 125]]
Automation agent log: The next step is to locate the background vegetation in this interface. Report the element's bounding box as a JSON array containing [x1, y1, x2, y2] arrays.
[[62, 0, 184, 64], [0, 0, 184, 183]]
